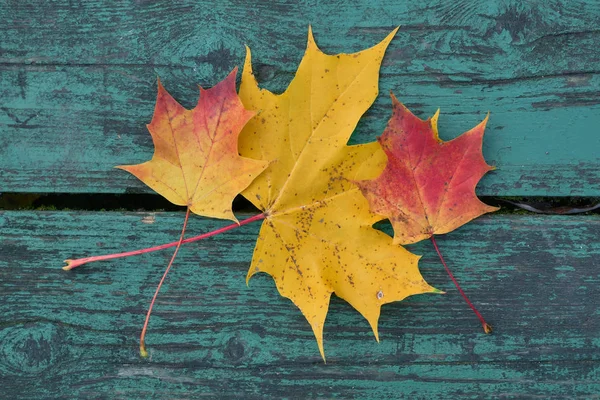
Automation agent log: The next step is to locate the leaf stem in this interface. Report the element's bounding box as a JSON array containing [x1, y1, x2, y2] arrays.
[[430, 235, 492, 334], [140, 207, 190, 357], [63, 213, 266, 270]]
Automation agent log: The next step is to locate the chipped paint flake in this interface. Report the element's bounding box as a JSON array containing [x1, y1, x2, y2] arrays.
[[141, 214, 156, 224]]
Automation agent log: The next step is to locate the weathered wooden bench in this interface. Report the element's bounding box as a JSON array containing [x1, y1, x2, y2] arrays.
[[2, 1, 599, 398]]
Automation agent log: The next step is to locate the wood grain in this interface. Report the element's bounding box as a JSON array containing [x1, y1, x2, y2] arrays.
[[1, 211, 599, 397], [2, 1, 599, 398], [1, 0, 599, 195]]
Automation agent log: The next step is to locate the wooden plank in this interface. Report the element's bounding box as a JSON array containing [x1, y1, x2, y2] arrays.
[[2, 0, 599, 72], [1, 211, 599, 397], [1, 0, 600, 195]]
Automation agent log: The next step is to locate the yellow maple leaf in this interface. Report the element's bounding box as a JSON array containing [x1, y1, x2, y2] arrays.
[[118, 69, 268, 222], [239, 28, 437, 360]]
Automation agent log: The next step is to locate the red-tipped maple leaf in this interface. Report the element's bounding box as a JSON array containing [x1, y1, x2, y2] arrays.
[[118, 68, 268, 223], [357, 94, 498, 245], [106, 69, 268, 357], [356, 94, 498, 333]]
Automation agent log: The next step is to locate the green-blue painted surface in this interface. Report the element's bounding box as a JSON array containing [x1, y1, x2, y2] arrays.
[[1, 0, 599, 195], [1, 211, 600, 397], [2, 0, 600, 397]]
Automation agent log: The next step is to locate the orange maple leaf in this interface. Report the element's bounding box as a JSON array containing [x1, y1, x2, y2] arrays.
[[118, 68, 268, 222], [356, 94, 499, 245], [114, 69, 268, 356]]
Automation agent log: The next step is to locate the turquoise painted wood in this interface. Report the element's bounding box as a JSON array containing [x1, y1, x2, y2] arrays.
[[2, 0, 600, 398], [1, 0, 599, 195], [1, 211, 600, 398]]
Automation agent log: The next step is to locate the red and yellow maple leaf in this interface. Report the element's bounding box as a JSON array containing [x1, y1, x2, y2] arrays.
[[118, 68, 268, 222], [357, 94, 499, 245], [113, 69, 269, 356], [356, 95, 498, 333]]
